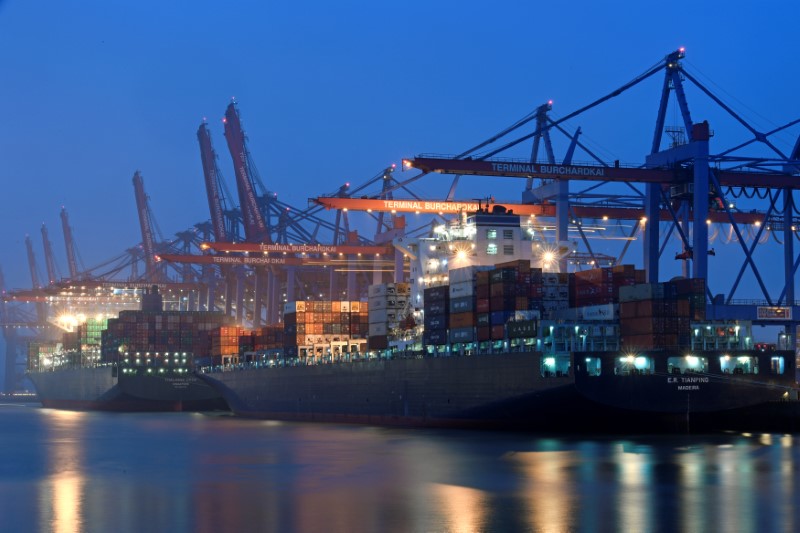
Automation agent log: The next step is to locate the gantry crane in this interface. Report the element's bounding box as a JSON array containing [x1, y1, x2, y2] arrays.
[[403, 48, 800, 326], [198, 121, 239, 316]]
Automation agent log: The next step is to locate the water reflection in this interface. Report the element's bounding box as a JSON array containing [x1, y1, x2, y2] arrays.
[[616, 442, 651, 532], [4, 406, 800, 533], [430, 483, 488, 533], [510, 449, 575, 531], [40, 410, 87, 533]]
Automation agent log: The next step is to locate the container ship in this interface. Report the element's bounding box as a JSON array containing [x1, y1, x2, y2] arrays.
[[199, 207, 800, 432], [27, 286, 230, 412]]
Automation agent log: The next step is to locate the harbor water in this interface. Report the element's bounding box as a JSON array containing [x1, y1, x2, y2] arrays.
[[2, 403, 800, 533]]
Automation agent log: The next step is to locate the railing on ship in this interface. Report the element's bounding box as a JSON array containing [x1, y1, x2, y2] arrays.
[[200, 342, 546, 374]]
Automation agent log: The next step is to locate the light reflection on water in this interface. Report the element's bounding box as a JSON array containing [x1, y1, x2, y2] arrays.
[[1, 404, 800, 532], [41, 410, 87, 533]]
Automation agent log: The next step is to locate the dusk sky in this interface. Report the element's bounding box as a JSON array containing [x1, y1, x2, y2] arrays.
[[1, 0, 799, 304]]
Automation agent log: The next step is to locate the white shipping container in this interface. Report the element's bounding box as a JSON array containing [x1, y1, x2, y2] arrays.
[[368, 294, 387, 309], [449, 281, 475, 298], [542, 273, 561, 285], [369, 308, 398, 324], [340, 301, 350, 312], [448, 265, 492, 285], [368, 284, 396, 298], [542, 286, 568, 301], [368, 296, 407, 311], [368, 322, 389, 336]]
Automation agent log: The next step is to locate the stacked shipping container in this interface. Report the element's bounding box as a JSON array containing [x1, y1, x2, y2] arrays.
[[541, 272, 570, 319], [423, 284, 449, 346], [368, 283, 408, 350], [571, 265, 645, 308], [448, 265, 492, 344], [472, 260, 539, 342], [210, 326, 249, 365], [26, 341, 61, 371], [619, 278, 705, 349], [252, 325, 284, 351], [77, 318, 107, 350], [100, 310, 232, 364], [284, 300, 368, 358]]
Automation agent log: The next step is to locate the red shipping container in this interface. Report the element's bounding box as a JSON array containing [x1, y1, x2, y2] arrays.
[[490, 325, 505, 339]]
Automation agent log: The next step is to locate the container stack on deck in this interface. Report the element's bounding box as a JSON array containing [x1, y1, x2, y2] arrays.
[[77, 318, 107, 352], [423, 284, 449, 347], [284, 301, 368, 359], [571, 265, 645, 308], [619, 278, 704, 349], [368, 283, 408, 350], [101, 311, 231, 364], [673, 277, 707, 321], [488, 260, 534, 340], [541, 272, 570, 319], [448, 266, 491, 345], [62, 331, 79, 353], [252, 325, 284, 352], [26, 341, 62, 372], [210, 326, 249, 366], [453, 261, 538, 345]]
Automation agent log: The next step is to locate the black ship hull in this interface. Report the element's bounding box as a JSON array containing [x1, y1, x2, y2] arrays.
[[200, 351, 587, 430], [200, 347, 800, 433], [573, 350, 800, 432], [28, 366, 227, 412]]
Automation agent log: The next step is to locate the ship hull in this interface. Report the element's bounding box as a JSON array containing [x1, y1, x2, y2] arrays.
[[201, 348, 800, 433], [29, 366, 227, 412], [200, 352, 592, 430], [573, 350, 800, 432]]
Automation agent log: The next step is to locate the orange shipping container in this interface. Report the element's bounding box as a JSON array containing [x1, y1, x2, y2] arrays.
[[449, 312, 475, 329]]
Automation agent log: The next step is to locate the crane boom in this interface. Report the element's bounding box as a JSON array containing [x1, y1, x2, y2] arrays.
[[25, 236, 42, 290], [312, 197, 547, 216], [60, 207, 80, 280], [24, 235, 47, 322], [40, 224, 59, 285], [197, 122, 230, 242], [311, 196, 762, 225], [404, 156, 797, 188], [132, 171, 158, 281], [200, 241, 393, 255], [157, 253, 318, 267], [223, 103, 270, 242]]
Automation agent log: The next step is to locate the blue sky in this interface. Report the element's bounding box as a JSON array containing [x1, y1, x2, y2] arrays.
[[1, 0, 799, 305]]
